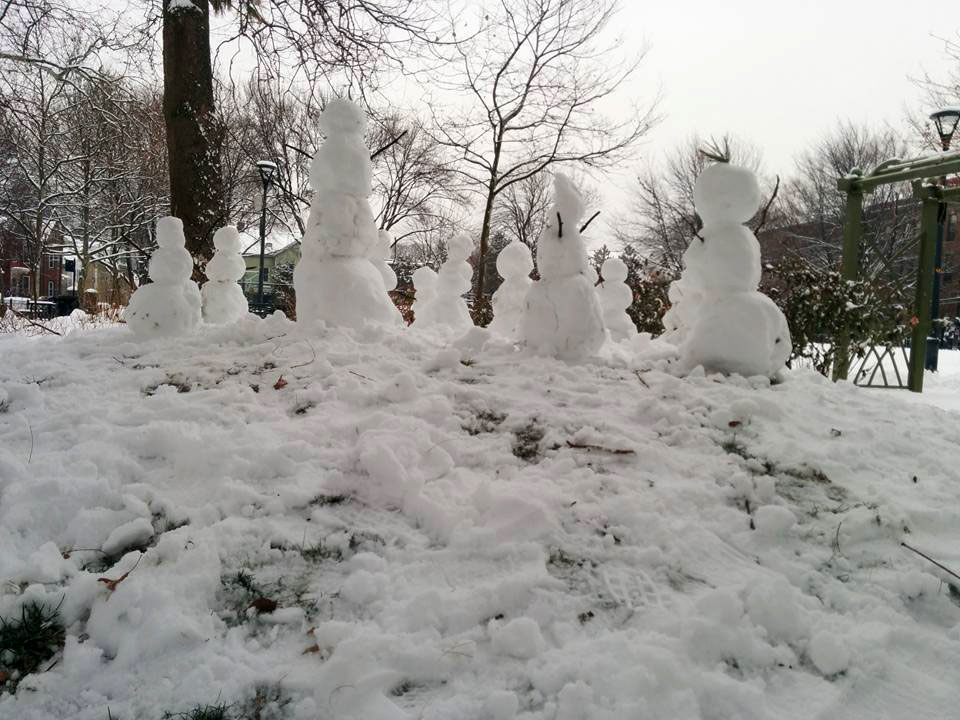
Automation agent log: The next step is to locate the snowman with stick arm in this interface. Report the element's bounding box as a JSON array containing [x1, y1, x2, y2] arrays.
[[674, 161, 791, 377], [521, 174, 606, 360]]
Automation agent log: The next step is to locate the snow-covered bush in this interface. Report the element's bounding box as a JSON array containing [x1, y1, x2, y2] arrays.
[[764, 257, 910, 376]]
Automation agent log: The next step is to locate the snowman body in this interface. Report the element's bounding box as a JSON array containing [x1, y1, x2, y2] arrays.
[[522, 175, 605, 360], [411, 266, 438, 326], [675, 163, 791, 377], [126, 216, 201, 337], [416, 234, 474, 330], [293, 98, 401, 328], [201, 225, 248, 324], [489, 241, 533, 341], [597, 257, 636, 342]]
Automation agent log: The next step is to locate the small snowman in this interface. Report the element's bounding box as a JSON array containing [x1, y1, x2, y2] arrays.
[[293, 98, 401, 328], [674, 162, 791, 377], [126, 216, 201, 337], [201, 225, 248, 324], [597, 257, 636, 342], [488, 240, 533, 341], [415, 233, 474, 330], [411, 266, 438, 326], [521, 175, 605, 360]]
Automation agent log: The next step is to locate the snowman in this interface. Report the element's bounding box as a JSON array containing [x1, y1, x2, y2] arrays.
[[293, 98, 401, 328], [597, 257, 636, 342], [521, 174, 606, 360], [411, 266, 438, 326], [371, 228, 398, 293], [673, 162, 791, 377], [201, 225, 248, 324], [414, 233, 474, 330], [488, 240, 534, 341], [125, 216, 201, 337]]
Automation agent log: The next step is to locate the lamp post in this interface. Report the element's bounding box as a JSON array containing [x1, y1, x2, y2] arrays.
[[925, 108, 960, 372], [254, 160, 277, 314]]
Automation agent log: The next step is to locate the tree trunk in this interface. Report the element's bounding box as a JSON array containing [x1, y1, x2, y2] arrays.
[[162, 0, 224, 276], [475, 140, 502, 305]]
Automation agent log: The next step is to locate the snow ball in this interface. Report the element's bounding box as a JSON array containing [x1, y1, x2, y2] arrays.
[[695, 588, 744, 625], [754, 505, 797, 538], [808, 631, 850, 676], [101, 517, 154, 557], [745, 577, 806, 643], [424, 347, 462, 372], [496, 240, 534, 279], [693, 163, 762, 225], [487, 691, 519, 720], [490, 617, 545, 659], [340, 569, 387, 605], [381, 372, 418, 403], [24, 541, 70, 584], [556, 681, 594, 720], [259, 606, 305, 625], [313, 620, 357, 652], [898, 570, 941, 600]]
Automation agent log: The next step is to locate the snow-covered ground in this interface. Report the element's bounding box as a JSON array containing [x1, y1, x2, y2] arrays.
[[2, 317, 960, 719]]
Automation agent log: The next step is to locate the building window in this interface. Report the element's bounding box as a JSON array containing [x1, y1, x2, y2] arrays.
[[47, 280, 55, 296], [47, 255, 59, 269]]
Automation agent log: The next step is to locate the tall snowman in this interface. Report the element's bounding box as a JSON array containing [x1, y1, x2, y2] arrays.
[[201, 225, 248, 324], [673, 162, 791, 377], [488, 240, 534, 341], [125, 216, 201, 337], [521, 175, 605, 360], [293, 99, 401, 328]]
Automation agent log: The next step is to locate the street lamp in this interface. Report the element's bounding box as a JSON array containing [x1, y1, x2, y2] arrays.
[[925, 108, 960, 371], [255, 160, 277, 314]]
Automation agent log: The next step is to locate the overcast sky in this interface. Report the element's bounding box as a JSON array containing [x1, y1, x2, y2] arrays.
[[625, 0, 960, 177]]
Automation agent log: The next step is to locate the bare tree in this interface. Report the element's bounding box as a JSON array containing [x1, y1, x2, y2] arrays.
[[616, 134, 775, 276], [492, 172, 551, 252], [782, 122, 916, 284], [428, 0, 657, 303]]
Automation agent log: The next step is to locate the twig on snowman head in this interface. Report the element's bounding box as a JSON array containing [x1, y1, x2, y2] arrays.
[[556, 212, 563, 238], [580, 210, 601, 233]]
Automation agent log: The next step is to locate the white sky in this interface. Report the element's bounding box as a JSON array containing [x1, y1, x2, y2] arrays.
[[622, 0, 960, 176]]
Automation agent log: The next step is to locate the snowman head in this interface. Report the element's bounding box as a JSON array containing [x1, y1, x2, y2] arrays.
[[601, 257, 628, 284], [319, 98, 366, 138], [213, 225, 241, 254], [693, 163, 762, 226], [553, 174, 586, 226], [448, 233, 473, 263], [156, 216, 185, 249], [496, 240, 534, 280]]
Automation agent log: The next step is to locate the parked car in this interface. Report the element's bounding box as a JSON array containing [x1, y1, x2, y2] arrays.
[[3, 296, 57, 319]]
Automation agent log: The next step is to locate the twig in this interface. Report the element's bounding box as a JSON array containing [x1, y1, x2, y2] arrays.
[[348, 370, 375, 382], [26, 416, 34, 464], [290, 340, 317, 369], [369, 130, 409, 161], [565, 441, 635, 455], [9, 308, 61, 336], [579, 210, 601, 233], [753, 175, 780, 235], [901, 541, 960, 584], [556, 212, 563, 238]]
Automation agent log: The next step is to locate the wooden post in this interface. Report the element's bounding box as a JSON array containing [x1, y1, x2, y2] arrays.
[[832, 188, 863, 382], [909, 193, 941, 392]]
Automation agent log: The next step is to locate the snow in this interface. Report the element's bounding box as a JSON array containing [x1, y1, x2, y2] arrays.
[[293, 99, 401, 329], [489, 241, 534, 342], [522, 175, 606, 360], [201, 225, 249, 324], [411, 266, 438, 326], [670, 164, 791, 377], [2, 316, 960, 718], [124, 216, 201, 338]]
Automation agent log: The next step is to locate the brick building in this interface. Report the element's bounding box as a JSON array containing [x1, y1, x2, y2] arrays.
[[0, 227, 69, 299]]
